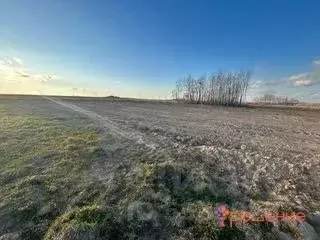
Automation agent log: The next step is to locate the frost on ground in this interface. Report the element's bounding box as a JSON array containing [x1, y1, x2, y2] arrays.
[[0, 97, 319, 240]]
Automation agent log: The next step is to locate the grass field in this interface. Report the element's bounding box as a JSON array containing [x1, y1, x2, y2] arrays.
[[0, 95, 320, 239]]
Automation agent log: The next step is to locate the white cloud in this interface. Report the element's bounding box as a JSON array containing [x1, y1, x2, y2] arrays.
[[1, 56, 23, 67], [250, 80, 263, 89], [289, 73, 309, 81], [291, 79, 313, 87], [0, 56, 72, 94], [0, 56, 172, 98], [0, 56, 113, 96], [289, 73, 314, 87], [0, 56, 65, 84], [249, 60, 320, 102], [288, 60, 320, 87], [313, 60, 320, 67]]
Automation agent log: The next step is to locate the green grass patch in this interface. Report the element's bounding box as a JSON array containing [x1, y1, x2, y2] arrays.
[[0, 104, 107, 239]]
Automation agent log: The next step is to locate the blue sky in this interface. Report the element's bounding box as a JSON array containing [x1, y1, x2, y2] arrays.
[[0, 0, 319, 101]]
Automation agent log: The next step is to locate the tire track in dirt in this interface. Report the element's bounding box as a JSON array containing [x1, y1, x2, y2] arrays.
[[45, 97, 160, 150]]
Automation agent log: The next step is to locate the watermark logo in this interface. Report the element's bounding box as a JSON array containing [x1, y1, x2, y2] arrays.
[[215, 204, 305, 228]]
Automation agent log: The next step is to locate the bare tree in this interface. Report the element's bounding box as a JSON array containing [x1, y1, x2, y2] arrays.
[[254, 94, 299, 105], [172, 70, 251, 106]]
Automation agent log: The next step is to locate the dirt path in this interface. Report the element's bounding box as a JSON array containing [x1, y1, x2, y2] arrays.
[[46, 97, 160, 150]]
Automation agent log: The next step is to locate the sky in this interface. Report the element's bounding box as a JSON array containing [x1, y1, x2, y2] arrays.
[[0, 0, 319, 101]]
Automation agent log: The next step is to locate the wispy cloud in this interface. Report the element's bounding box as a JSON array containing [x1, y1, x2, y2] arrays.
[[248, 59, 320, 102], [257, 59, 320, 88], [0, 56, 64, 85], [0, 56, 75, 94], [313, 60, 320, 67], [1, 56, 24, 67], [288, 60, 320, 87], [289, 74, 313, 87], [0, 56, 112, 96]]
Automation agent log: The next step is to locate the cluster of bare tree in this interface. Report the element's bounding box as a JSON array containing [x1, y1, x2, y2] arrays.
[[172, 71, 251, 106], [253, 94, 299, 105]]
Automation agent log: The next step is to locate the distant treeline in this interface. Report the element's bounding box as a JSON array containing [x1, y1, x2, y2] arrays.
[[172, 71, 251, 106], [253, 94, 299, 105]]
